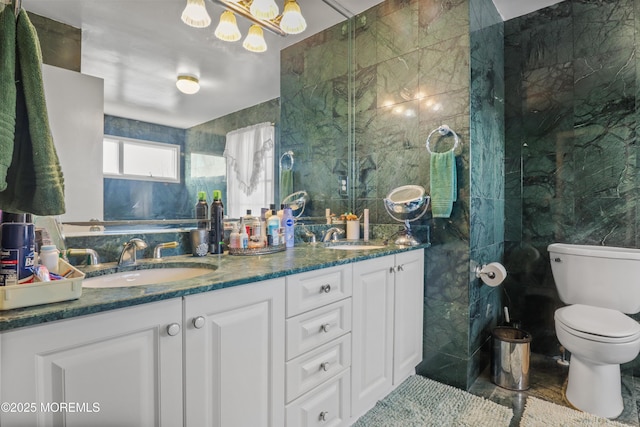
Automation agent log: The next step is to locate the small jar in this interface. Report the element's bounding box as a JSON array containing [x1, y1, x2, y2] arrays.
[[39, 245, 60, 274]]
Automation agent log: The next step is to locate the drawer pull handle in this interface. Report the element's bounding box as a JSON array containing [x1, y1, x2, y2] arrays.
[[320, 362, 330, 371], [321, 323, 331, 333], [166, 323, 181, 336], [319, 411, 329, 421], [320, 284, 331, 293]]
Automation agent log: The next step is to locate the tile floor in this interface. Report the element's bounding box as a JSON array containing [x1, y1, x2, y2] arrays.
[[468, 353, 640, 426]]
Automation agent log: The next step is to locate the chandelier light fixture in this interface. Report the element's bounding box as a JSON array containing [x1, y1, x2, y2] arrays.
[[211, 0, 307, 52]]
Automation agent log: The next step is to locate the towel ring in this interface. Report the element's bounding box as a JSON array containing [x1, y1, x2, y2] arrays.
[[279, 150, 294, 171], [426, 125, 460, 154]]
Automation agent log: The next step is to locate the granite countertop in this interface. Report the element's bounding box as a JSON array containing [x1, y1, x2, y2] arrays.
[[0, 241, 428, 332]]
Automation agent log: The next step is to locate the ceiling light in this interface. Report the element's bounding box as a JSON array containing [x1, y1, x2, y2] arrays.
[[176, 75, 200, 94], [214, 11, 241, 42], [181, 0, 211, 28], [243, 25, 267, 53], [280, 0, 306, 34], [249, 0, 279, 20]]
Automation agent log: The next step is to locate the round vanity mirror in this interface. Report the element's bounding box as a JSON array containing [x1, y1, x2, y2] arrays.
[[384, 185, 429, 246], [281, 190, 309, 218]]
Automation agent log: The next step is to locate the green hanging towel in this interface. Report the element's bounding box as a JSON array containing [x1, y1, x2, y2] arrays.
[[0, 5, 16, 192], [280, 168, 293, 198], [429, 150, 457, 218], [0, 9, 65, 216]]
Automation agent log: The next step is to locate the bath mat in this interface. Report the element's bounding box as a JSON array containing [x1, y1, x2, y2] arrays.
[[352, 375, 513, 427], [520, 396, 629, 426]]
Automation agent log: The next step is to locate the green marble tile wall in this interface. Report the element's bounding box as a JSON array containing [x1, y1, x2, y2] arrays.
[[503, 0, 640, 373], [282, 0, 505, 390]]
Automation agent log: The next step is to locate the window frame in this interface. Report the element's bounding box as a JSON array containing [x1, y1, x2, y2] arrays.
[[103, 135, 181, 183]]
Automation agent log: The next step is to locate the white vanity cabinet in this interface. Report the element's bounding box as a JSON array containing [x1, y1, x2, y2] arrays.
[[183, 278, 285, 427], [0, 298, 184, 427], [285, 265, 352, 427], [351, 249, 424, 420]]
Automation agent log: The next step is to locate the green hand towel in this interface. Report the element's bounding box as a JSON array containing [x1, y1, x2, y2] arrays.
[[430, 150, 457, 218], [281, 169, 293, 198], [0, 6, 16, 192], [0, 9, 65, 216]]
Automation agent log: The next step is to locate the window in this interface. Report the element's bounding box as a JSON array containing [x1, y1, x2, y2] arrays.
[[190, 152, 226, 178], [103, 136, 180, 182]]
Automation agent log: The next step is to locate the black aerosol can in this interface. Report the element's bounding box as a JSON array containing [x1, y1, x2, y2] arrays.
[[209, 190, 224, 254]]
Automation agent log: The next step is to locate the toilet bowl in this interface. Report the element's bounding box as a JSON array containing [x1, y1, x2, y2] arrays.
[[548, 243, 640, 419], [554, 305, 640, 419]]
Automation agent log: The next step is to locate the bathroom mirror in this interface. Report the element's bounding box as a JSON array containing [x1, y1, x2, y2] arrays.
[[21, 0, 382, 228]]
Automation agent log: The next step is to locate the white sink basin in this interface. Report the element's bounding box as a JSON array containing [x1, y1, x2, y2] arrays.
[[325, 244, 386, 251], [83, 267, 213, 288]]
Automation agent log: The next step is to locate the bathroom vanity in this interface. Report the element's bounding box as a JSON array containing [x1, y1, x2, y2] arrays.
[[0, 244, 425, 427]]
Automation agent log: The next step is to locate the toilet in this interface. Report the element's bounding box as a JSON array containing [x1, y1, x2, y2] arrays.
[[548, 243, 640, 419]]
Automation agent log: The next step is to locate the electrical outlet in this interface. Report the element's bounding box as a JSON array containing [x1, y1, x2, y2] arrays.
[[338, 175, 348, 197]]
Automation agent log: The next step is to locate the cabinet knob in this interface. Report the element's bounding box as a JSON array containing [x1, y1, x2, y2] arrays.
[[320, 284, 331, 293], [397, 264, 404, 271], [321, 323, 331, 333], [389, 266, 396, 273], [319, 411, 329, 421], [166, 323, 181, 336], [320, 362, 330, 371], [193, 316, 206, 329]]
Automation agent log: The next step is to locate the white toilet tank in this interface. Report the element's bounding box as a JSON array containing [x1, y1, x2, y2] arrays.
[[548, 243, 640, 314]]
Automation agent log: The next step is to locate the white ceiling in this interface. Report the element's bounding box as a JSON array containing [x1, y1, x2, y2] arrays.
[[492, 0, 564, 20], [24, 0, 565, 129]]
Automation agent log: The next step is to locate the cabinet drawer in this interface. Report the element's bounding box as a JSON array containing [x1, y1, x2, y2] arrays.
[[286, 334, 351, 403], [286, 265, 352, 317], [286, 368, 350, 427], [286, 299, 351, 360]]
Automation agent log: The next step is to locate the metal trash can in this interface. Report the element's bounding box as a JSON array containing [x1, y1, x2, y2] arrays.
[[491, 326, 532, 391]]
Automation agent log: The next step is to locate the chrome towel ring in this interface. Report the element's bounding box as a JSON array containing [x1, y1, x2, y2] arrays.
[[279, 150, 294, 171], [426, 125, 460, 154]]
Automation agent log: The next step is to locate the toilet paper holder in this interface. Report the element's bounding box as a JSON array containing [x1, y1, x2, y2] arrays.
[[475, 264, 497, 279], [474, 262, 508, 287]]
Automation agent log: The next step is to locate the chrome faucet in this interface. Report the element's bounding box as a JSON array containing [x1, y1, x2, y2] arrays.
[[322, 227, 345, 243], [298, 223, 317, 243], [66, 248, 100, 265], [118, 238, 148, 266], [153, 241, 178, 260]]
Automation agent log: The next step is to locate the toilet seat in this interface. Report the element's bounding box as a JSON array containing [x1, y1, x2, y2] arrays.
[[555, 304, 640, 343]]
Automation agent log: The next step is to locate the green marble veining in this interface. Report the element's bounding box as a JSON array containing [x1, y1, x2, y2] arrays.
[[0, 244, 427, 332]]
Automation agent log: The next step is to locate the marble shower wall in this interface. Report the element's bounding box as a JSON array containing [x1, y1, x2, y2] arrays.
[[280, 1, 481, 389], [503, 0, 640, 369]]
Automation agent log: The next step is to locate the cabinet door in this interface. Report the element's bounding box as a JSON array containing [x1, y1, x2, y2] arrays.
[[351, 255, 394, 418], [0, 299, 183, 427], [393, 249, 425, 385], [184, 278, 285, 427]]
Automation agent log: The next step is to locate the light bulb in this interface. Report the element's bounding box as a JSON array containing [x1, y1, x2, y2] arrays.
[[181, 0, 211, 28], [280, 0, 306, 35], [243, 25, 267, 53], [249, 0, 279, 20], [214, 11, 241, 42]]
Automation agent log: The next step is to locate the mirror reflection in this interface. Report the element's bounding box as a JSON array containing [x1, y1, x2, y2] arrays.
[[23, 0, 381, 229]]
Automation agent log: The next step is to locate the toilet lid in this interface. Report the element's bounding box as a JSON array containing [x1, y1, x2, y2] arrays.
[[555, 304, 640, 339]]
